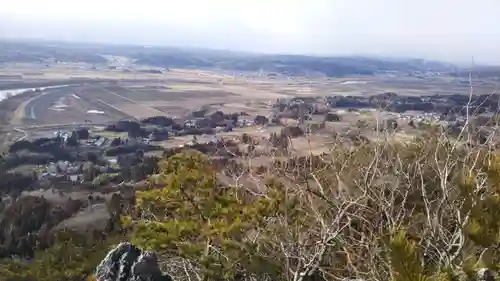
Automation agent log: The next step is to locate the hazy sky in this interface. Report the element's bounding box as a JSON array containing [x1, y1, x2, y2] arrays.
[[1, 0, 499, 64]]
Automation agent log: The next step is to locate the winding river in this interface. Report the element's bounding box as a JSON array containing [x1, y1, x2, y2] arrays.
[[0, 84, 73, 102]]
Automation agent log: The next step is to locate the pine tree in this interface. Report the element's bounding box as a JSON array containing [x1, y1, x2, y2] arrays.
[[127, 150, 274, 280]]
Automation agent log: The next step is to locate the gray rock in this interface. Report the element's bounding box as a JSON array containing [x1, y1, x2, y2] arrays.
[[477, 268, 495, 281], [95, 242, 173, 281]]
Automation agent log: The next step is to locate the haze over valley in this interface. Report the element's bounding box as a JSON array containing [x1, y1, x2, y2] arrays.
[[2, 0, 500, 64]]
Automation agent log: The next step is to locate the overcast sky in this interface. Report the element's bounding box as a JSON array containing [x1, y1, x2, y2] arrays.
[[0, 0, 499, 64]]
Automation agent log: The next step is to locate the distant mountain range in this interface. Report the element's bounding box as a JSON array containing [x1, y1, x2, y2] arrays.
[[131, 51, 460, 76], [1, 39, 493, 78]]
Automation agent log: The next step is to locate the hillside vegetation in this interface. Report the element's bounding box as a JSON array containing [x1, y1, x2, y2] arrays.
[[1, 121, 500, 280]]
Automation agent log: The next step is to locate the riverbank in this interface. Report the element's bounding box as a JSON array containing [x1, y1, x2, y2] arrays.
[[0, 90, 41, 151], [0, 89, 40, 124], [0, 84, 73, 102], [0, 83, 76, 150], [0, 78, 100, 91]]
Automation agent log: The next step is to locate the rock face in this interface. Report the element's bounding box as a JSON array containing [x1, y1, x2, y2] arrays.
[[0, 195, 83, 258], [477, 268, 495, 281], [95, 243, 498, 281], [95, 242, 173, 281]]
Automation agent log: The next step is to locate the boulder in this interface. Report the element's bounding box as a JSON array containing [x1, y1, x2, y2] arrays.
[[477, 268, 495, 281], [95, 242, 172, 281]]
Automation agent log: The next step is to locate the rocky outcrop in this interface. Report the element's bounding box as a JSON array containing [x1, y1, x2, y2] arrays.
[[477, 268, 495, 281], [95, 243, 498, 281], [0, 195, 83, 258], [95, 242, 172, 281]]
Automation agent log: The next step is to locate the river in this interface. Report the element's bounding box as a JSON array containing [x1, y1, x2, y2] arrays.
[[0, 84, 73, 102]]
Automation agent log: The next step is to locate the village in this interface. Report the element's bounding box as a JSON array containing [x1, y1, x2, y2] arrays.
[[5, 89, 494, 197]]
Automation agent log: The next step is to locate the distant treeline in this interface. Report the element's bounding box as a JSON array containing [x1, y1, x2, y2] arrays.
[[0, 40, 460, 77], [326, 92, 500, 115], [132, 53, 455, 77], [450, 66, 500, 79]]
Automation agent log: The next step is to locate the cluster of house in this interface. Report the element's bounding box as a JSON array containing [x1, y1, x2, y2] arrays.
[[36, 159, 119, 185], [37, 160, 84, 184], [182, 117, 257, 131], [53, 130, 109, 147], [54, 131, 71, 143], [183, 118, 235, 131], [397, 112, 441, 123]]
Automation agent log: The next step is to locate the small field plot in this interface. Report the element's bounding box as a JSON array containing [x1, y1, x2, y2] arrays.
[[144, 84, 216, 91], [150, 105, 191, 117], [113, 103, 167, 119], [120, 88, 174, 101], [104, 86, 148, 101], [290, 135, 333, 156], [91, 130, 128, 139], [79, 87, 135, 105], [103, 86, 237, 104], [165, 89, 236, 100], [215, 102, 272, 116]]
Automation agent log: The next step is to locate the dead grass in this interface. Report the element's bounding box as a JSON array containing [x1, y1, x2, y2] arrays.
[[91, 130, 128, 139], [113, 103, 167, 119]]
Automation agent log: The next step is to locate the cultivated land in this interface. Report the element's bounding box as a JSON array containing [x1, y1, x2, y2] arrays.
[[0, 51, 498, 231], [0, 61, 497, 152]]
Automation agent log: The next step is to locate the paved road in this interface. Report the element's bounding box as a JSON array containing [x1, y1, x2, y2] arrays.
[[13, 127, 28, 141]]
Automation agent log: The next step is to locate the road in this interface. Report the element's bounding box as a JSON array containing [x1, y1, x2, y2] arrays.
[[6, 123, 110, 141], [13, 127, 28, 141]]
